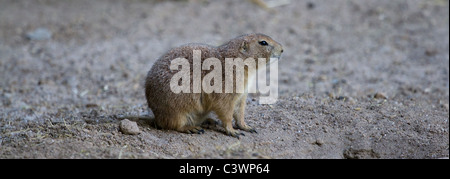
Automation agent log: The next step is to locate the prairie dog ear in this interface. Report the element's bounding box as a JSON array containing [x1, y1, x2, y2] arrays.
[[239, 41, 249, 54]]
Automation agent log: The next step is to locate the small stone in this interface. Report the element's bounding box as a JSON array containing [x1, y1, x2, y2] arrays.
[[120, 119, 141, 135], [318, 75, 327, 82], [85, 103, 98, 108], [389, 115, 397, 119], [326, 92, 335, 99], [425, 49, 437, 56], [0, 94, 12, 106], [307, 2, 315, 9], [374, 92, 387, 99], [314, 139, 324, 146], [304, 58, 316, 64], [336, 96, 347, 101], [26, 28, 52, 40], [441, 103, 449, 111]]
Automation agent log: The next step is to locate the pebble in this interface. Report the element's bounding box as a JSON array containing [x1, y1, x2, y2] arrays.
[[336, 96, 347, 101], [442, 103, 449, 111], [26, 28, 52, 40], [85, 103, 99, 108], [318, 75, 327, 82], [120, 119, 141, 135], [314, 139, 324, 146], [374, 92, 387, 99], [425, 48, 437, 56], [307, 2, 315, 9]]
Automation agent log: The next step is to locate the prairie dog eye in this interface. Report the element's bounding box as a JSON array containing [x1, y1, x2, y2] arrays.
[[259, 41, 268, 46]]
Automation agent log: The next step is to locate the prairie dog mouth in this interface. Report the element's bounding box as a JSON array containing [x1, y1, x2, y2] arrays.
[[270, 50, 282, 59]]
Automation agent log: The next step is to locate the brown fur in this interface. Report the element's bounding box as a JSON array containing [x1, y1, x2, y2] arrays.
[[145, 33, 283, 138]]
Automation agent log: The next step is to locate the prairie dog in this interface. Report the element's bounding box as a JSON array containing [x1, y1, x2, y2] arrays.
[[145, 33, 283, 138]]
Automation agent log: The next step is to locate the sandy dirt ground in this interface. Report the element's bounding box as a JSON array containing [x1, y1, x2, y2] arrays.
[[0, 0, 448, 158]]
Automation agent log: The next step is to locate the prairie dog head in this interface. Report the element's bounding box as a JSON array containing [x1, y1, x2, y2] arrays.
[[238, 33, 284, 64]]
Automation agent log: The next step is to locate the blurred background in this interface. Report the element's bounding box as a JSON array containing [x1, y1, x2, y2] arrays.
[[1, 0, 448, 102], [0, 0, 448, 158]]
